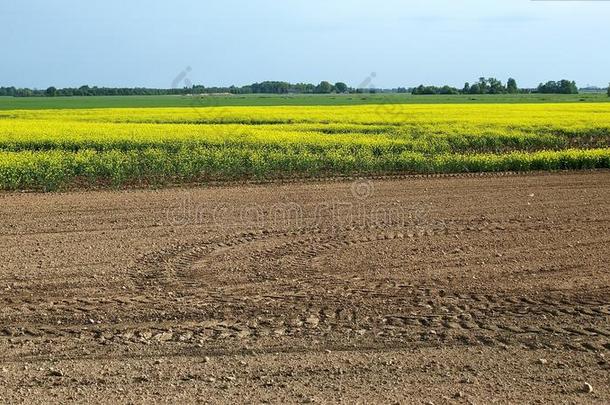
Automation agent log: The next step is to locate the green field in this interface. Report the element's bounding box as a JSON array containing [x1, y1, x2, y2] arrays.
[[1, 92, 609, 110]]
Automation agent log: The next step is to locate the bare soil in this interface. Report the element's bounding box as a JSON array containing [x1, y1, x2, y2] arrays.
[[0, 171, 609, 404]]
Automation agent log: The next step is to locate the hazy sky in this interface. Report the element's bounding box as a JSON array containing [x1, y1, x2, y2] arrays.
[[2, 0, 609, 89]]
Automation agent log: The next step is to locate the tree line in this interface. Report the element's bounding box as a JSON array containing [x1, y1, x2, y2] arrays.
[[0, 78, 598, 98], [0, 81, 350, 97], [411, 78, 581, 95]]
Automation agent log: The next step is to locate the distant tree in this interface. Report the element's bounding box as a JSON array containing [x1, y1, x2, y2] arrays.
[[45, 86, 57, 97], [469, 83, 483, 94], [334, 82, 348, 93], [251, 81, 291, 94], [14, 88, 33, 97], [412, 85, 435, 95], [0, 87, 16, 96], [294, 83, 316, 93], [462, 82, 470, 94], [538, 80, 578, 94], [487, 78, 506, 94], [507, 78, 518, 94], [77, 85, 92, 96], [439, 85, 459, 95], [560, 80, 578, 94], [607, 83, 610, 97], [412, 85, 459, 95], [477, 77, 489, 94], [315, 81, 333, 94]]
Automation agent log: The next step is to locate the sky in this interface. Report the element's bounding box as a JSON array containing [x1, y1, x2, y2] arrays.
[[1, 0, 609, 89]]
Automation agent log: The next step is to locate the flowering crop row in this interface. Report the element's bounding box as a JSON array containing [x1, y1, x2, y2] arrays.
[[0, 103, 608, 190]]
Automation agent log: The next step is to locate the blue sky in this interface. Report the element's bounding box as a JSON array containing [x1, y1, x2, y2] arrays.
[[1, 0, 609, 89]]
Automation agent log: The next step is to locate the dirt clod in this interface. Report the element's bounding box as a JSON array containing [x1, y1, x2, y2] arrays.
[[583, 383, 594, 394], [48, 369, 64, 378]]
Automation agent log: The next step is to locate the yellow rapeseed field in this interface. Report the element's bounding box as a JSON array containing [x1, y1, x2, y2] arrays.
[[0, 103, 609, 190]]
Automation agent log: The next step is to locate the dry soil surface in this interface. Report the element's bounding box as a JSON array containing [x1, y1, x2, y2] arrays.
[[0, 171, 609, 404]]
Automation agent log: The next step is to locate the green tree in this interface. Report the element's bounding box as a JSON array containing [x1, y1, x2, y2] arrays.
[[15, 88, 33, 97], [469, 83, 482, 94], [439, 85, 459, 95], [334, 82, 348, 93], [607, 83, 610, 97], [487, 78, 506, 94], [538, 80, 578, 94], [315, 81, 333, 94], [478, 77, 488, 94], [507, 78, 518, 94], [45, 86, 57, 97], [559, 80, 578, 94]]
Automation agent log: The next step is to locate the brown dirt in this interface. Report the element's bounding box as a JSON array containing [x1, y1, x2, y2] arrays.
[[0, 171, 609, 404]]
